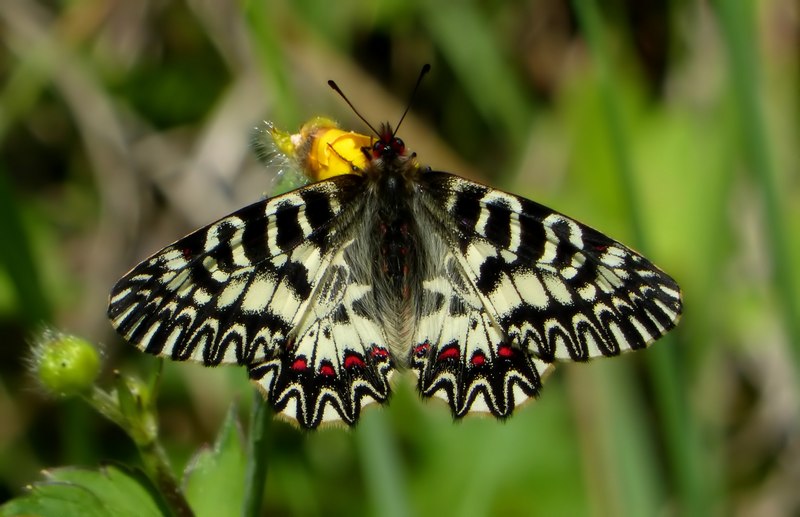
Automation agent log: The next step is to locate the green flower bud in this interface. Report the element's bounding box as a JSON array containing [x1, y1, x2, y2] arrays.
[[33, 331, 101, 397]]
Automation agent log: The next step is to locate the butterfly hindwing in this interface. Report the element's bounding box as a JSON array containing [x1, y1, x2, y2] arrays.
[[418, 171, 682, 365], [249, 244, 394, 428], [411, 248, 554, 419]]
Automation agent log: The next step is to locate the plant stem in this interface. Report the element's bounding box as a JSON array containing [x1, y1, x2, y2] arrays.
[[356, 411, 409, 517], [139, 440, 194, 517], [242, 390, 272, 517], [85, 384, 193, 516]]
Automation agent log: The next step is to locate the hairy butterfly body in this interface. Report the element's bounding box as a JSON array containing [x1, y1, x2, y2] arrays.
[[108, 114, 682, 429]]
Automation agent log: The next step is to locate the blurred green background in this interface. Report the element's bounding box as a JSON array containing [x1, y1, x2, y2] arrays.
[[1, 0, 799, 515]]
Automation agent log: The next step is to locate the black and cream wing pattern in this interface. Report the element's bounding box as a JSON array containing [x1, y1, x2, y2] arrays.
[[108, 119, 682, 429]]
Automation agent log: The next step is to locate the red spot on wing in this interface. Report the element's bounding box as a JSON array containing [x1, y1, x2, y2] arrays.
[[370, 346, 389, 359], [470, 352, 487, 366], [320, 364, 336, 376], [344, 353, 366, 369], [498, 345, 514, 358], [413, 342, 430, 358], [437, 346, 460, 361], [182, 248, 193, 260], [291, 357, 308, 371]]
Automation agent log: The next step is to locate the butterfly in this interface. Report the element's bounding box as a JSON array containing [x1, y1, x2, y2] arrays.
[[108, 71, 682, 429]]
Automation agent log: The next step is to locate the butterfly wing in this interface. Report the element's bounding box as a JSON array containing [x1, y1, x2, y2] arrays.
[[411, 171, 682, 416], [108, 174, 395, 428]]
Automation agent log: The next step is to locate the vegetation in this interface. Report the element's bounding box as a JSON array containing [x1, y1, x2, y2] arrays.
[[0, 0, 798, 515]]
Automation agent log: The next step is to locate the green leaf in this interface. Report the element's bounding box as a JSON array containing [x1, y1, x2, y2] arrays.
[[183, 406, 247, 517], [0, 465, 167, 517]]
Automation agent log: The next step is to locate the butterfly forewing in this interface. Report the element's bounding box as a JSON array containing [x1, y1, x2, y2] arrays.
[[108, 176, 364, 365]]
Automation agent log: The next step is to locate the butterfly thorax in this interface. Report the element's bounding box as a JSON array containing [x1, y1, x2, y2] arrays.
[[373, 165, 418, 292]]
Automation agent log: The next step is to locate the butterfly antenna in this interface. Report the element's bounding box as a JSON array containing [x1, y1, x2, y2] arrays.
[[394, 63, 430, 135], [328, 79, 381, 138]]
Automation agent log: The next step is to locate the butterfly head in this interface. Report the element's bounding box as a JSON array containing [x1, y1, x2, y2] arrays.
[[370, 124, 407, 161], [328, 65, 429, 170]]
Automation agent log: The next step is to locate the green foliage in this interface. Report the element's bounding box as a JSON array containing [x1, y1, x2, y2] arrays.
[[0, 465, 168, 517], [183, 408, 247, 517], [1, 0, 798, 515], [0, 404, 249, 517]]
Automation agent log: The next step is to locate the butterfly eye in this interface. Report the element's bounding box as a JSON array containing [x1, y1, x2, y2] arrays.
[[372, 140, 391, 157], [391, 137, 405, 154]]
